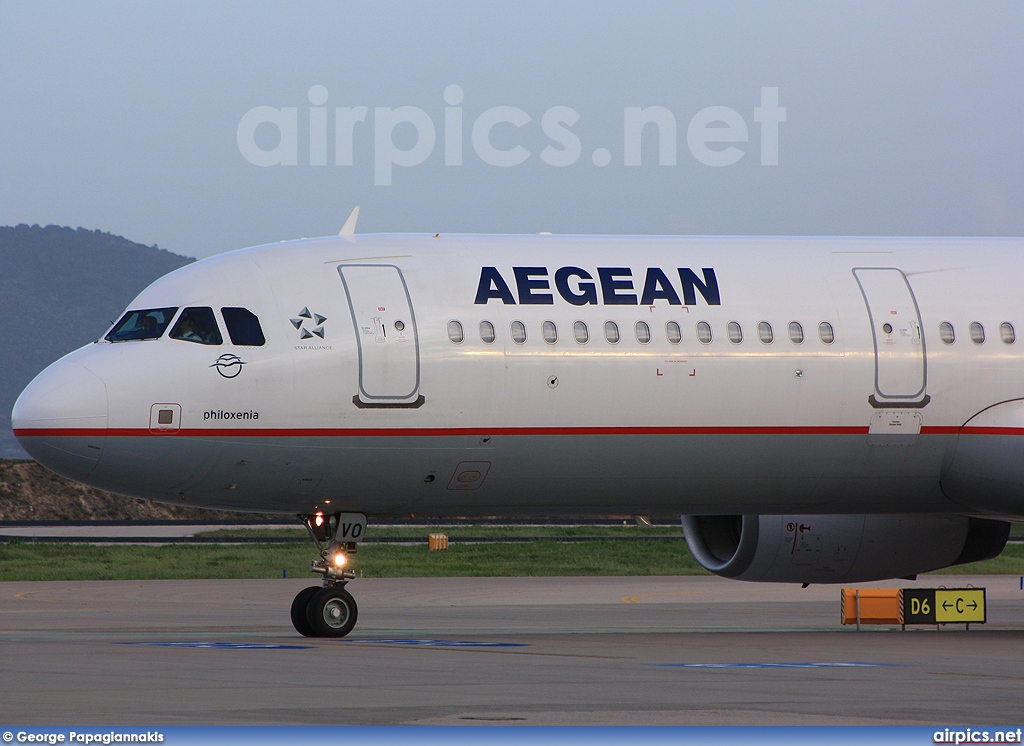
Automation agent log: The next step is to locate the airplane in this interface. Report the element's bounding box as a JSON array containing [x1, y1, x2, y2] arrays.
[[12, 210, 1023, 637]]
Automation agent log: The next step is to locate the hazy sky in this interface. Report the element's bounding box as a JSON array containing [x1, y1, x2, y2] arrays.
[[1, 1, 1021, 259]]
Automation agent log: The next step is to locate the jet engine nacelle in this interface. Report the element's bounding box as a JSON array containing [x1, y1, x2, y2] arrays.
[[681, 514, 1009, 584]]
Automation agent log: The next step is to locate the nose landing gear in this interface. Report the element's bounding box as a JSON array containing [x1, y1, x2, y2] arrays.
[[306, 586, 358, 637], [290, 512, 365, 637]]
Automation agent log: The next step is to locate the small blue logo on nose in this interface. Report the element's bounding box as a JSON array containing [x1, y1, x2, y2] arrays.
[[211, 354, 245, 378]]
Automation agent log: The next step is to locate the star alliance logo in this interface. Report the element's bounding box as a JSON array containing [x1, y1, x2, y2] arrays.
[[291, 307, 327, 339]]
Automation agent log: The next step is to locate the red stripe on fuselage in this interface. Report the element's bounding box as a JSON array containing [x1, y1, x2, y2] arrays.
[[11, 425, 1002, 438]]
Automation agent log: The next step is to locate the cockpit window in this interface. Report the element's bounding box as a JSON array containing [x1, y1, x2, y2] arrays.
[[221, 307, 266, 346], [105, 307, 178, 342], [169, 307, 223, 345]]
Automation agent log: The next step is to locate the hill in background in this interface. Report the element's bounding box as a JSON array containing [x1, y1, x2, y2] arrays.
[[0, 224, 194, 457], [0, 459, 281, 521]]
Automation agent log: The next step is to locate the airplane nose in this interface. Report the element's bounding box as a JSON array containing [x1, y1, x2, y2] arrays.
[[12, 356, 108, 481]]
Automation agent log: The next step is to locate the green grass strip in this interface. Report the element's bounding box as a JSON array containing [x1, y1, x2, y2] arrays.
[[1, 540, 1023, 582], [200, 525, 686, 540]]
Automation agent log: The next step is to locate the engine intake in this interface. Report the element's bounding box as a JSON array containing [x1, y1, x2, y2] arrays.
[[681, 514, 1009, 584]]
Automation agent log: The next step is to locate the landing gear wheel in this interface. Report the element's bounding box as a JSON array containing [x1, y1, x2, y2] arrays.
[[307, 586, 358, 637], [290, 586, 321, 637]]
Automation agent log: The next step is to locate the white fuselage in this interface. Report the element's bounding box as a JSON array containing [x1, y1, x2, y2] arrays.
[[13, 234, 1024, 520]]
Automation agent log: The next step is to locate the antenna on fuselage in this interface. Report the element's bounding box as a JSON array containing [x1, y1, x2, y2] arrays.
[[339, 206, 360, 237]]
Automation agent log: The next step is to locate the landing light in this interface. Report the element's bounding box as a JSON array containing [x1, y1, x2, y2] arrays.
[[314, 513, 325, 527], [332, 553, 348, 568]]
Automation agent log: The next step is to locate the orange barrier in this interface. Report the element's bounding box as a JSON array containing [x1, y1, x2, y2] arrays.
[[428, 534, 449, 551], [840, 588, 902, 628]]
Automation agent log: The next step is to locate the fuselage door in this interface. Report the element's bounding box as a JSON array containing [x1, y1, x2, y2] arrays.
[[339, 264, 423, 407], [853, 267, 929, 408]]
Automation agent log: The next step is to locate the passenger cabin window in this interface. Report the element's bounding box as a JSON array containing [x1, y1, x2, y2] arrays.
[[758, 321, 773, 344], [818, 321, 835, 345], [604, 321, 620, 344], [170, 307, 223, 345], [573, 320, 589, 344], [939, 322, 955, 345], [788, 321, 804, 344], [1001, 322, 1015, 345], [510, 320, 527, 344], [447, 320, 464, 344], [105, 307, 178, 342], [480, 320, 496, 344], [635, 321, 651, 344], [666, 321, 682, 344], [221, 307, 266, 346], [970, 322, 985, 345], [696, 321, 712, 344], [727, 321, 743, 344], [542, 320, 558, 344]]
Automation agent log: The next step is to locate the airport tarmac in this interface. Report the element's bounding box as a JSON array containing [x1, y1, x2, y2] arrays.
[[1, 575, 1022, 725]]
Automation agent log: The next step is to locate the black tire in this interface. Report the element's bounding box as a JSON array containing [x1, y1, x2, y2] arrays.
[[306, 586, 358, 637], [290, 586, 321, 637]]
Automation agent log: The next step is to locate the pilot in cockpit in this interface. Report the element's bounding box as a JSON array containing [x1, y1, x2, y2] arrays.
[[169, 307, 223, 345], [174, 315, 204, 343]]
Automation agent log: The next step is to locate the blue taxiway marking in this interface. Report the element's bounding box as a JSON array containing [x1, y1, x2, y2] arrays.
[[343, 639, 529, 647], [117, 642, 314, 649], [651, 662, 898, 669]]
